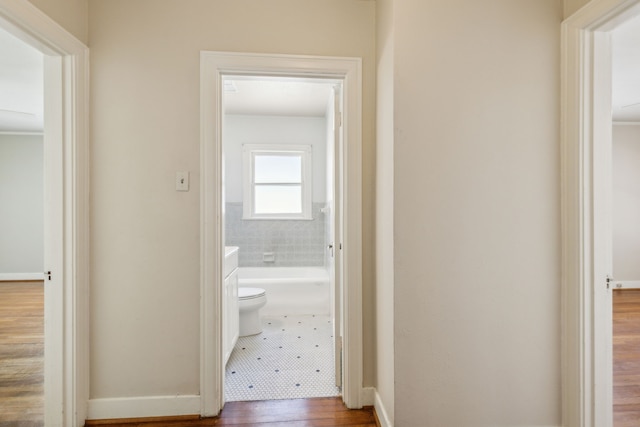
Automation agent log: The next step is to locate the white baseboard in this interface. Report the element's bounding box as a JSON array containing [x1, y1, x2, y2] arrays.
[[87, 395, 200, 420], [374, 389, 393, 427], [612, 280, 640, 289], [0, 273, 44, 281], [360, 386, 375, 406]]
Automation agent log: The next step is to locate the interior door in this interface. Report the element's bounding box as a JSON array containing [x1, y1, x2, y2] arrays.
[[42, 56, 64, 424], [330, 84, 344, 388]]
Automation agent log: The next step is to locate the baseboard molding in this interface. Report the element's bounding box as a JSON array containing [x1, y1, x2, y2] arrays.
[[0, 273, 44, 281], [360, 386, 375, 406], [611, 280, 640, 290], [86, 395, 200, 420], [374, 390, 393, 427]]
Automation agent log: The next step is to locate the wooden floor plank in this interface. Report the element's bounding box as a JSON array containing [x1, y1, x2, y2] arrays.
[[0, 281, 44, 426], [84, 398, 376, 426], [614, 289, 640, 427]]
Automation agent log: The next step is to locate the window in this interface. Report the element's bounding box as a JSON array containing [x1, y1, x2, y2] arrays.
[[242, 144, 312, 219]]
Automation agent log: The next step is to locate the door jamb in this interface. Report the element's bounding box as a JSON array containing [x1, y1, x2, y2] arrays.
[[562, 1, 640, 425], [0, 1, 89, 426], [199, 51, 363, 416]]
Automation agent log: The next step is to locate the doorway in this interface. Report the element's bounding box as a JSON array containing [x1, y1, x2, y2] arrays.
[[220, 76, 342, 402], [200, 52, 363, 417], [562, 1, 640, 425], [0, 3, 89, 426], [0, 24, 44, 425]]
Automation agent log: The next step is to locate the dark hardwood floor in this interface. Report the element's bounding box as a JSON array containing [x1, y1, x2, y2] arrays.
[[614, 289, 640, 427], [85, 398, 378, 426], [0, 281, 44, 427]]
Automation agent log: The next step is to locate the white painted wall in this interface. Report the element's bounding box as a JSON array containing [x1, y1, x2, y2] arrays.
[[374, 0, 395, 423], [613, 124, 640, 280], [88, 0, 375, 401], [391, 1, 562, 425], [223, 115, 327, 204], [28, 0, 88, 45], [564, 0, 591, 19], [0, 134, 43, 274]]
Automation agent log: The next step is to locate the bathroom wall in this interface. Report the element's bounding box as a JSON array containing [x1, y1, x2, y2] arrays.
[[0, 134, 44, 276], [613, 124, 640, 280], [224, 114, 328, 267]]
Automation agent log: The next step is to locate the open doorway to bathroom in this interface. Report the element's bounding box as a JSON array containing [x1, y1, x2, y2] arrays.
[[221, 75, 343, 402], [200, 51, 362, 416]]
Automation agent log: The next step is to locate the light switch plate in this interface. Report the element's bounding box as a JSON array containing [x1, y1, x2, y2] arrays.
[[176, 171, 189, 191]]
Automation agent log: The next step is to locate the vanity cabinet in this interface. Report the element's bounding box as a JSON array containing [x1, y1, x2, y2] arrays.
[[224, 247, 239, 366]]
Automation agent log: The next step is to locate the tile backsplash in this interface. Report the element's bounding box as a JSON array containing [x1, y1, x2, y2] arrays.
[[225, 203, 326, 267]]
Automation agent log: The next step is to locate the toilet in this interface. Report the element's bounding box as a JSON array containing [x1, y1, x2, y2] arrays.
[[238, 287, 267, 336]]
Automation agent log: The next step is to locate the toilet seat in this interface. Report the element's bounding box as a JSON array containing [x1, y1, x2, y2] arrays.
[[239, 287, 266, 300]]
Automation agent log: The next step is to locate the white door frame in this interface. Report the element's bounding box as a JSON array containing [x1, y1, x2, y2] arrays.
[[0, 1, 89, 426], [562, 1, 640, 425], [200, 51, 363, 417]]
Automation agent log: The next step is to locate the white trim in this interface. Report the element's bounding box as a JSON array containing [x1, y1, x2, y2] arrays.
[[87, 396, 200, 420], [562, 1, 640, 426], [242, 143, 313, 220], [0, 273, 44, 281], [612, 121, 640, 125], [0, 2, 89, 426], [0, 131, 44, 136], [200, 51, 363, 416], [360, 386, 374, 406], [611, 280, 640, 289], [374, 390, 393, 427]]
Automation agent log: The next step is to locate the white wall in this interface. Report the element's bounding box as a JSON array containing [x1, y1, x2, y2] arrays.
[[564, 0, 591, 19], [28, 0, 88, 45], [613, 125, 640, 280], [375, 0, 395, 423], [391, 1, 562, 425], [223, 114, 327, 203], [0, 134, 43, 275], [88, 0, 375, 402]]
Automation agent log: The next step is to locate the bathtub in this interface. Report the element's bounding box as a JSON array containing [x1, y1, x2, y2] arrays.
[[237, 267, 330, 316]]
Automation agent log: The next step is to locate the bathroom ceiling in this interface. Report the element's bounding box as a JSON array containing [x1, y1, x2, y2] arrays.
[[0, 27, 43, 133], [223, 78, 334, 117], [613, 14, 640, 122]]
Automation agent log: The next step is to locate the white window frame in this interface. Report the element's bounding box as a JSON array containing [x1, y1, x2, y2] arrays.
[[242, 144, 312, 220]]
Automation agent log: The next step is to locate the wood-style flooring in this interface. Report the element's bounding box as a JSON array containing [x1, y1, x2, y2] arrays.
[[16, 282, 640, 426], [614, 289, 640, 426], [85, 398, 377, 426], [0, 281, 44, 427]]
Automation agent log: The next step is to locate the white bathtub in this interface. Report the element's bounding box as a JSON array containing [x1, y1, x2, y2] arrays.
[[237, 267, 330, 316]]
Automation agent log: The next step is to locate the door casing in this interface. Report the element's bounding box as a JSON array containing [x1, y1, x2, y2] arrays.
[[0, 1, 90, 426], [562, 1, 640, 425], [199, 51, 363, 416]]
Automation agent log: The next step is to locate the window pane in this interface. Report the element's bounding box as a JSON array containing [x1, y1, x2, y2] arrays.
[[254, 155, 301, 183], [254, 185, 302, 214]]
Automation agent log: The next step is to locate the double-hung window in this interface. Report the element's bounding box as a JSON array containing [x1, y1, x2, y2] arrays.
[[242, 144, 312, 220]]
